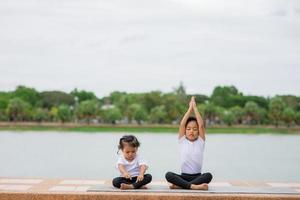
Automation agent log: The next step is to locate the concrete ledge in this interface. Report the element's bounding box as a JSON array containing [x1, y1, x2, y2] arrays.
[[1, 192, 300, 200]]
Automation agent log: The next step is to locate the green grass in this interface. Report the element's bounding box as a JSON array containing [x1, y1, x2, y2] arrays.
[[0, 124, 299, 134], [0, 126, 176, 133], [206, 127, 297, 134]]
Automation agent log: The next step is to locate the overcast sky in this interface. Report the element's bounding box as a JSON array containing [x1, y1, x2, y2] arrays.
[[0, 0, 299, 97]]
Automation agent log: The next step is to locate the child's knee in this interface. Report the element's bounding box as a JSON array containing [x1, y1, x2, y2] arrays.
[[204, 172, 213, 182], [145, 174, 152, 182], [165, 171, 174, 181], [112, 178, 121, 188], [145, 174, 152, 181]]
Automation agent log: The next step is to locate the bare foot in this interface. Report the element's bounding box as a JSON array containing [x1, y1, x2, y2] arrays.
[[169, 184, 182, 189], [190, 183, 208, 190], [120, 183, 134, 190], [140, 185, 148, 189]]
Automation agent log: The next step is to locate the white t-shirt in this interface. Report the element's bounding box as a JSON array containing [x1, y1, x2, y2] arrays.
[[179, 136, 205, 174], [116, 154, 148, 177]]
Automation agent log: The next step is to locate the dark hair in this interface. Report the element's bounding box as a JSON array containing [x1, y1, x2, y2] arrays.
[[118, 135, 140, 152], [185, 116, 198, 128]]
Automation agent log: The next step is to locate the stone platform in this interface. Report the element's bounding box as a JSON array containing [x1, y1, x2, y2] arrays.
[[0, 177, 300, 200]]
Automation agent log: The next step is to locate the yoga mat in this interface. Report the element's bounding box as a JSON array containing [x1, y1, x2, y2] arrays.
[[87, 184, 300, 194]]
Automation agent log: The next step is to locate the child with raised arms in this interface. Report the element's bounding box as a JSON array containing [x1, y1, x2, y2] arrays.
[[165, 96, 213, 190], [112, 135, 152, 190]]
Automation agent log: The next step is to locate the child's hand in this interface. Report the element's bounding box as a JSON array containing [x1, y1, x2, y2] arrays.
[[137, 174, 144, 182], [190, 96, 196, 108], [124, 172, 131, 180], [189, 100, 193, 108]]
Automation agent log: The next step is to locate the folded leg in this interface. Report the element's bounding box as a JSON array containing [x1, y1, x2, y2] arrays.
[[165, 171, 191, 189], [132, 174, 152, 189]]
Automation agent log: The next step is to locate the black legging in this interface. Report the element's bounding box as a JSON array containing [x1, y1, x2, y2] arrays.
[[112, 174, 152, 189], [165, 171, 213, 189]]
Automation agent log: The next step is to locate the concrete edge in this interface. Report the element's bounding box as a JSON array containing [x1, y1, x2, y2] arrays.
[[1, 191, 300, 200]]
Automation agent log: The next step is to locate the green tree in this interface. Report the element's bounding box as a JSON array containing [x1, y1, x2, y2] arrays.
[[244, 101, 260, 124], [49, 107, 59, 122], [71, 88, 96, 102], [0, 92, 10, 121], [134, 108, 147, 124], [229, 106, 244, 124], [280, 95, 300, 111], [149, 105, 167, 124], [0, 92, 12, 110], [57, 104, 72, 123], [102, 107, 122, 124], [163, 93, 184, 123], [142, 91, 163, 113], [244, 95, 269, 109], [109, 91, 127, 105], [13, 85, 40, 106], [33, 108, 49, 122], [282, 107, 296, 127], [215, 106, 226, 124], [75, 100, 100, 124], [40, 91, 75, 109], [113, 94, 138, 119], [210, 85, 243, 108], [295, 112, 300, 125], [268, 97, 285, 127], [128, 104, 147, 124], [258, 108, 268, 124], [0, 109, 8, 121], [223, 110, 236, 126], [122, 106, 133, 123], [6, 98, 31, 121], [203, 103, 219, 125], [197, 104, 206, 115]]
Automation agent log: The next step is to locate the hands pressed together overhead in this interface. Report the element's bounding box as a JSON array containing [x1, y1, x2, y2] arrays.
[[189, 96, 197, 109]]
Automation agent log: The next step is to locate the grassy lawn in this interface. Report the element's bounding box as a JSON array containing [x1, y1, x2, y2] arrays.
[[0, 123, 299, 134]]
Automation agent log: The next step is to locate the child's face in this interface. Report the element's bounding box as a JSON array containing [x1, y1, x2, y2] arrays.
[[122, 144, 137, 161], [185, 120, 199, 141]]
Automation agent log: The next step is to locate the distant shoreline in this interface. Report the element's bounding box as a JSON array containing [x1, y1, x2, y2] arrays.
[[0, 122, 299, 134]]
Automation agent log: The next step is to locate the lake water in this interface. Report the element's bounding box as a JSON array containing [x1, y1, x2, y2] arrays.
[[0, 131, 299, 181]]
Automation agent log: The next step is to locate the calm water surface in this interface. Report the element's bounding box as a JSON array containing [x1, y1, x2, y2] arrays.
[[0, 131, 299, 181]]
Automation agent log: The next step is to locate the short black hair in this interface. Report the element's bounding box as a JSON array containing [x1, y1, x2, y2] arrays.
[[118, 135, 140, 151], [185, 116, 198, 128]]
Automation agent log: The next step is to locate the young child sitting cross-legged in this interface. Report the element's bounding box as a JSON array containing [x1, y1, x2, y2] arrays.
[[112, 135, 152, 190], [165, 96, 213, 190]]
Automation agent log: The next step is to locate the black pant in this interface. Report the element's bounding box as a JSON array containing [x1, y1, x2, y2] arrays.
[[165, 171, 213, 189], [112, 174, 152, 189]]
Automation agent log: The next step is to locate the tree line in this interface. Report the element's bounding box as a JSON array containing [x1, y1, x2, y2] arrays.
[[0, 85, 299, 127]]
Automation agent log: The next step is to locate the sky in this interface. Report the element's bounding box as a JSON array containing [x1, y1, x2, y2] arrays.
[[0, 0, 299, 98]]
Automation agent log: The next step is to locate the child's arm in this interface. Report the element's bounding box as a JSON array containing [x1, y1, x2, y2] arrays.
[[118, 164, 131, 179], [137, 165, 147, 181], [179, 99, 193, 139], [191, 97, 206, 141]]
